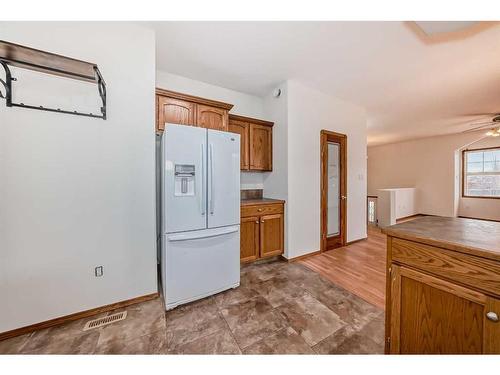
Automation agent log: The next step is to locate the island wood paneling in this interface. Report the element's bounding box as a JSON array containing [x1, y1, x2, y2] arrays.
[[399, 273, 483, 354], [392, 237, 500, 297], [384, 216, 500, 354]]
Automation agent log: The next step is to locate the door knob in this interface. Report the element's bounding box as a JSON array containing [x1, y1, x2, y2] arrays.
[[341, 196, 347, 200], [486, 311, 499, 322]]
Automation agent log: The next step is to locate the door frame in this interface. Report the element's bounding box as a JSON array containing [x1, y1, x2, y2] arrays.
[[320, 130, 347, 252]]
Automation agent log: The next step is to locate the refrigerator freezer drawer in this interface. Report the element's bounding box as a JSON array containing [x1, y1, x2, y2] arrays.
[[167, 225, 239, 242], [162, 227, 240, 310]]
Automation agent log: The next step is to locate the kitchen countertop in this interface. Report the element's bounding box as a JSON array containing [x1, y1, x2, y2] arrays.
[[382, 216, 500, 262], [240, 198, 285, 206]]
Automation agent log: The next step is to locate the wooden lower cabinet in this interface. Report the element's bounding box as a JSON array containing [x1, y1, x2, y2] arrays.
[[240, 216, 260, 263], [260, 214, 284, 258], [386, 236, 500, 354], [389, 265, 500, 354], [240, 202, 284, 263]]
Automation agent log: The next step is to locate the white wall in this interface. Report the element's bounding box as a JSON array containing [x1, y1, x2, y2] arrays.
[[376, 188, 417, 227], [395, 188, 418, 219], [368, 131, 500, 220], [278, 80, 367, 259], [0, 22, 157, 332], [263, 82, 289, 250], [155, 71, 267, 189], [377, 189, 396, 227]]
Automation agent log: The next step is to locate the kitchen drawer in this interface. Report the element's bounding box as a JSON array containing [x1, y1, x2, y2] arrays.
[[241, 203, 283, 218], [391, 237, 500, 297]]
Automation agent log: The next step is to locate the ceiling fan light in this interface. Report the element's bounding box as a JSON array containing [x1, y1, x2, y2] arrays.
[[497, 128, 500, 133], [492, 132, 500, 137], [486, 130, 495, 136]]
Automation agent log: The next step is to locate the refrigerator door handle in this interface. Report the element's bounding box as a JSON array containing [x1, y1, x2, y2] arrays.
[[168, 225, 239, 241], [200, 143, 206, 216], [209, 143, 215, 215]]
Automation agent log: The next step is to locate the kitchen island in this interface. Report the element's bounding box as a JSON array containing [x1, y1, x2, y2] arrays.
[[383, 216, 500, 354]]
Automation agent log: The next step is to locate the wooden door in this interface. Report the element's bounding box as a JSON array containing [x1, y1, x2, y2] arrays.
[[249, 124, 272, 171], [228, 119, 249, 170], [259, 213, 284, 258], [240, 216, 260, 263], [157, 96, 196, 131], [389, 265, 500, 354], [484, 297, 500, 353], [196, 104, 228, 131], [320, 130, 347, 251]]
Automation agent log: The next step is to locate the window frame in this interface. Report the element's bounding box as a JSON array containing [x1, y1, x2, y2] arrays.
[[462, 146, 500, 200]]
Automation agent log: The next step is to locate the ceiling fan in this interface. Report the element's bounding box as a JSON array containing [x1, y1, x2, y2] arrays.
[[462, 113, 500, 137]]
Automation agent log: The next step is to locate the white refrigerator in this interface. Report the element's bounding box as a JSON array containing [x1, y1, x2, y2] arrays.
[[160, 124, 240, 310]]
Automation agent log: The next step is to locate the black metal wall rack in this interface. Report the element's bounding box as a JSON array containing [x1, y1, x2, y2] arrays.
[[0, 40, 106, 119]]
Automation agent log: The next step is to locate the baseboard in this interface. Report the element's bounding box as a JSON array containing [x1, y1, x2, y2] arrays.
[[346, 237, 368, 245], [282, 250, 321, 263], [396, 213, 425, 223], [0, 292, 159, 341], [458, 215, 500, 223]]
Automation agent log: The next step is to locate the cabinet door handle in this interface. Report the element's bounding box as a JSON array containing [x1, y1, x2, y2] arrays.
[[258, 208, 263, 212], [261, 220, 265, 223], [486, 311, 499, 322], [255, 221, 259, 224]]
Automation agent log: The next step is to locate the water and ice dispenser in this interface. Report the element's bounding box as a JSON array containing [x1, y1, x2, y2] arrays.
[[174, 164, 195, 196]]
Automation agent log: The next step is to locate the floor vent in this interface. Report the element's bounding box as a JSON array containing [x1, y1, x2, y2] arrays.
[[83, 311, 127, 331]]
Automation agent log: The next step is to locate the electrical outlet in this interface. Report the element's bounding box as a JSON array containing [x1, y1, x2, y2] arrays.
[[95, 266, 103, 277]]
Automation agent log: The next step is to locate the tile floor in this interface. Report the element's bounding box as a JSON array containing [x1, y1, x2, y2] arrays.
[[0, 260, 384, 354]]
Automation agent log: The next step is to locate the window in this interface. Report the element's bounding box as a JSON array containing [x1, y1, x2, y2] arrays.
[[463, 147, 500, 198]]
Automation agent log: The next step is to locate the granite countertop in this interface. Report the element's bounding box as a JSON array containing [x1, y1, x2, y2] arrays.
[[240, 198, 286, 206], [382, 216, 500, 262]]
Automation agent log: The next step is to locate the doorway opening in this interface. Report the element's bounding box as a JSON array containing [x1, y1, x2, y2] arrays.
[[320, 130, 347, 252]]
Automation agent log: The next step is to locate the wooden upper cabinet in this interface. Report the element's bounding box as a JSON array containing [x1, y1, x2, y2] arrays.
[[229, 114, 273, 172], [250, 124, 272, 171], [157, 96, 196, 131], [196, 104, 228, 131], [228, 118, 249, 170], [155, 88, 233, 132]]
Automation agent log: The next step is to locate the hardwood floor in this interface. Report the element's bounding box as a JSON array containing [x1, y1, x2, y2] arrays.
[[300, 225, 387, 309]]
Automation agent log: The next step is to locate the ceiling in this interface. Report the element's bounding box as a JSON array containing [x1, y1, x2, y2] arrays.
[[151, 21, 500, 146]]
